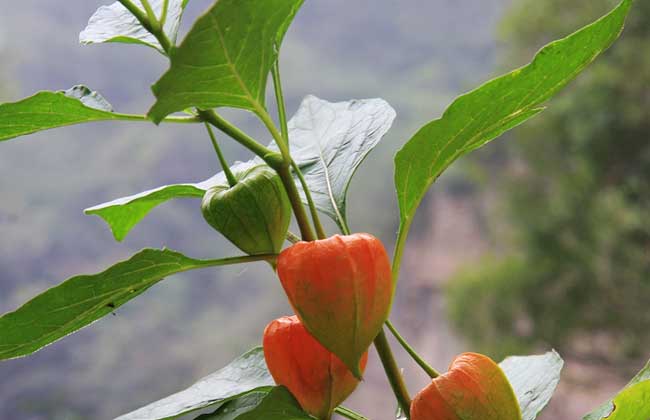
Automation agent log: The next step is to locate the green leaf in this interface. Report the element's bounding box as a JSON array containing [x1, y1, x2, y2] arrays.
[[272, 95, 396, 230], [500, 351, 564, 420], [80, 0, 190, 53], [0, 249, 265, 361], [595, 381, 650, 420], [86, 184, 205, 242], [148, 0, 304, 123], [116, 347, 275, 420], [90, 93, 396, 239], [584, 359, 650, 419], [393, 0, 633, 261], [194, 387, 313, 420], [85, 161, 258, 241], [0, 85, 122, 142]]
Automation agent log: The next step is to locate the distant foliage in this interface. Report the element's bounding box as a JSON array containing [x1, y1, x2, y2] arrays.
[[448, 0, 650, 362]]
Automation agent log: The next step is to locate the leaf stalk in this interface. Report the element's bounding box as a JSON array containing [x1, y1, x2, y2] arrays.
[[117, 0, 172, 53], [386, 319, 440, 378], [374, 329, 412, 418], [199, 110, 274, 160], [199, 110, 315, 241], [160, 0, 170, 28], [334, 406, 369, 420], [205, 123, 237, 188], [271, 60, 326, 239]]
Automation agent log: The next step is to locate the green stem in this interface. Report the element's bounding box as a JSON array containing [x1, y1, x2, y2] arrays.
[[374, 329, 412, 418], [271, 60, 326, 239], [199, 110, 274, 161], [257, 85, 316, 241], [202, 253, 277, 267], [258, 109, 291, 163], [286, 231, 301, 244], [386, 320, 440, 379], [205, 123, 237, 187], [278, 163, 316, 241], [292, 160, 327, 239], [160, 0, 170, 28], [271, 60, 290, 148], [117, 0, 149, 25], [200, 110, 315, 241], [338, 215, 352, 236], [113, 113, 200, 124], [117, 0, 172, 54], [140, 0, 159, 27], [391, 225, 410, 287], [334, 406, 369, 420]]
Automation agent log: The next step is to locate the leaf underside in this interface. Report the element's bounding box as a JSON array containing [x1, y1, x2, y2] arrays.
[[89, 95, 395, 240], [116, 347, 275, 420], [267, 95, 396, 228], [80, 0, 190, 52], [194, 387, 312, 420], [500, 351, 564, 420]]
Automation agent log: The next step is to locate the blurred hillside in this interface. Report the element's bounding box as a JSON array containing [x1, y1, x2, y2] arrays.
[[447, 0, 650, 418], [0, 1, 509, 419]]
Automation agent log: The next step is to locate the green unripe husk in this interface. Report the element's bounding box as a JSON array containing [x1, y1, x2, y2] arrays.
[[201, 165, 291, 255]]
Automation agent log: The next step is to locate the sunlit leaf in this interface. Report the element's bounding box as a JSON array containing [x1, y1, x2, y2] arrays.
[[393, 0, 633, 265], [148, 0, 304, 122], [0, 85, 121, 142], [0, 249, 263, 360], [596, 381, 650, 419], [85, 161, 258, 241], [584, 359, 650, 419]]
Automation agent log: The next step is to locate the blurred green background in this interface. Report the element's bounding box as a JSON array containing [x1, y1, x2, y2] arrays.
[[0, 1, 647, 419]]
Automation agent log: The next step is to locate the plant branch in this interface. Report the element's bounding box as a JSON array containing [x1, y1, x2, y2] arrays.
[[140, 0, 159, 27], [199, 110, 274, 161], [292, 160, 327, 239], [203, 253, 278, 267], [258, 109, 291, 163], [277, 163, 316, 241], [257, 72, 317, 241], [391, 224, 410, 288], [160, 0, 170, 28], [338, 215, 352, 236], [117, 0, 172, 54], [286, 231, 301, 244], [200, 110, 315, 241], [374, 329, 412, 418], [386, 319, 440, 379], [205, 123, 237, 187], [271, 60, 290, 148], [334, 406, 369, 420], [271, 59, 326, 239], [113, 113, 200, 124], [117, 0, 149, 25]]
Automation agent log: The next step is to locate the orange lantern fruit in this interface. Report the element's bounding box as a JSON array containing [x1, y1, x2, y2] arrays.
[[276, 233, 393, 378], [263, 315, 368, 420]]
